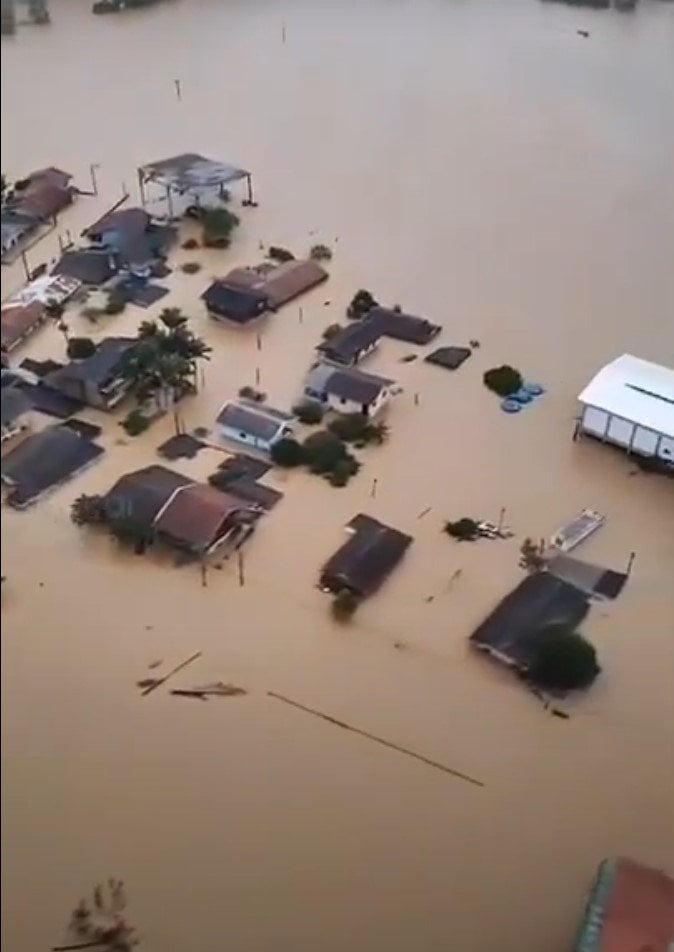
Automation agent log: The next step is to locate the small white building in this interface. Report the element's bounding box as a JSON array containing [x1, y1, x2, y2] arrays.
[[577, 354, 674, 466], [303, 362, 397, 418], [216, 400, 294, 454]]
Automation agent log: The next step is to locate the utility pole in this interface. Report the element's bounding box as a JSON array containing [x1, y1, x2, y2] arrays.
[[89, 163, 100, 196]]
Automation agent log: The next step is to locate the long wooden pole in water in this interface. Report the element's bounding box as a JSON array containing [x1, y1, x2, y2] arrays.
[[267, 693, 485, 787], [141, 652, 202, 697]]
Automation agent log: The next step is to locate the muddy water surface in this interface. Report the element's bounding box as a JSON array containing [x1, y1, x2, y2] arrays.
[[2, 1, 674, 950]]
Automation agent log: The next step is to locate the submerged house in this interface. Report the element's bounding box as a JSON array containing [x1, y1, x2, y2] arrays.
[[577, 354, 674, 467], [103, 465, 260, 556], [82, 206, 175, 277], [317, 320, 382, 366], [216, 401, 294, 453], [1, 387, 33, 444], [1, 424, 104, 509], [469, 573, 590, 670], [53, 249, 118, 287], [202, 281, 269, 325], [224, 259, 328, 310], [1, 302, 48, 353], [45, 337, 136, 410], [153, 483, 258, 556], [320, 514, 413, 598], [574, 857, 674, 952], [104, 464, 192, 535], [303, 362, 396, 418], [1, 168, 75, 259]]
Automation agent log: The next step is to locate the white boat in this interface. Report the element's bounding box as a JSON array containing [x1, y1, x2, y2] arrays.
[[550, 509, 605, 553]]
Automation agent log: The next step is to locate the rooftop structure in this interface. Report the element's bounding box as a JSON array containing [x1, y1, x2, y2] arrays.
[[367, 306, 441, 345], [1, 424, 103, 509], [574, 857, 674, 952], [216, 400, 294, 452], [317, 319, 382, 366], [469, 573, 590, 670], [320, 515, 413, 598], [1, 302, 48, 353], [224, 259, 328, 310], [577, 354, 674, 464], [304, 361, 396, 417], [137, 152, 254, 217]]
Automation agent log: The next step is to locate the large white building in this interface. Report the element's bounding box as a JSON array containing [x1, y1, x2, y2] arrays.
[[577, 354, 674, 466]]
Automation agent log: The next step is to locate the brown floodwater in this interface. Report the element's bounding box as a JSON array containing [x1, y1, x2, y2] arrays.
[[2, 1, 674, 950]]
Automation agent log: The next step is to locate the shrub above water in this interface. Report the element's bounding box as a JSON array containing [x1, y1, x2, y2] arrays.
[[529, 627, 600, 691], [483, 365, 523, 397]]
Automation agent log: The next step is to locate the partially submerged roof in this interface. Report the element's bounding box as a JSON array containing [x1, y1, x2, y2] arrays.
[[317, 319, 382, 364], [1, 302, 46, 352], [575, 857, 674, 952], [47, 337, 135, 388], [53, 250, 116, 286], [154, 483, 250, 552], [216, 401, 294, 442], [470, 573, 590, 669], [306, 361, 393, 405], [1, 386, 32, 428], [16, 183, 72, 220], [9, 273, 81, 307], [320, 515, 413, 598], [1, 425, 104, 509], [202, 281, 268, 324], [425, 346, 472, 371], [368, 306, 441, 345], [139, 153, 249, 190], [104, 465, 192, 531], [225, 259, 328, 309], [84, 207, 151, 239], [578, 354, 674, 439]]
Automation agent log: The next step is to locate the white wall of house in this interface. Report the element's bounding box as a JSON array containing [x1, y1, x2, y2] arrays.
[[326, 386, 390, 417], [218, 422, 291, 454], [580, 404, 674, 463]]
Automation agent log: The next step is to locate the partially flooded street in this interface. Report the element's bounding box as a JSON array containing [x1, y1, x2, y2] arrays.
[[2, 1, 674, 950]]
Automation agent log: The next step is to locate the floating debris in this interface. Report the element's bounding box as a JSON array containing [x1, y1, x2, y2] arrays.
[[170, 682, 247, 701], [53, 879, 138, 951], [139, 652, 202, 697]]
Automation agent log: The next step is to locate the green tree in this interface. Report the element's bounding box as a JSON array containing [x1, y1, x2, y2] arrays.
[[71, 494, 108, 526], [483, 365, 523, 397], [122, 310, 211, 412], [302, 430, 348, 474], [67, 337, 97, 360], [293, 401, 324, 425], [347, 289, 378, 321], [331, 589, 360, 622], [444, 517, 479, 541], [529, 628, 600, 691], [201, 207, 240, 248], [270, 437, 304, 467]]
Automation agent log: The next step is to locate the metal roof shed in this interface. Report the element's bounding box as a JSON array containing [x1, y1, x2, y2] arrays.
[[137, 153, 254, 218], [577, 354, 674, 465]]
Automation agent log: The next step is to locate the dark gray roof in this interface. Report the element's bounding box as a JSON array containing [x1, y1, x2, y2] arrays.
[[1, 425, 104, 509], [320, 516, 413, 598], [1, 386, 31, 427], [202, 281, 268, 324], [317, 319, 382, 364], [53, 250, 116, 286], [105, 465, 193, 533], [469, 573, 590, 669], [368, 307, 442, 345], [48, 337, 135, 388], [84, 207, 150, 240], [325, 367, 392, 404], [216, 402, 293, 442]]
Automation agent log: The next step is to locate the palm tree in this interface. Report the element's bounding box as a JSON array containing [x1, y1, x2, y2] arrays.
[[122, 312, 211, 414]]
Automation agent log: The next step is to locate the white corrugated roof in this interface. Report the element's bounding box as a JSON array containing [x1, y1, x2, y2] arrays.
[[578, 354, 674, 438]]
